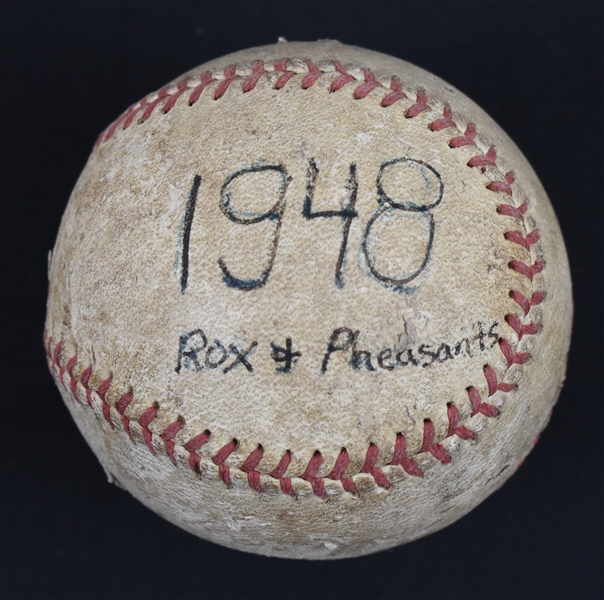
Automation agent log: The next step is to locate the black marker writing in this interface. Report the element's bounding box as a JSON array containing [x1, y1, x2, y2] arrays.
[[362, 158, 444, 286], [177, 157, 444, 293], [270, 338, 301, 373], [321, 321, 499, 373], [176, 329, 257, 374], [218, 165, 289, 291], [180, 174, 201, 294], [303, 158, 358, 287]]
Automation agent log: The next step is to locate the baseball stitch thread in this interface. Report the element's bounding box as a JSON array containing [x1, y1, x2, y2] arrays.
[[51, 59, 543, 499]]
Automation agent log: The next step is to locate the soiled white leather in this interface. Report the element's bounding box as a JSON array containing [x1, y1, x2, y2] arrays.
[[46, 40, 572, 559]]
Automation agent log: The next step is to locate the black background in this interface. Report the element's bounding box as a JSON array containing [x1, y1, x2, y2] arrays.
[[1, 2, 602, 599]]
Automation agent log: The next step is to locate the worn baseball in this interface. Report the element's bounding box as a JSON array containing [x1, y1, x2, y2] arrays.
[[46, 40, 572, 559]]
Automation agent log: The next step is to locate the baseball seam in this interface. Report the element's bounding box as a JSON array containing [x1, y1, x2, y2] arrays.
[[47, 59, 544, 499]]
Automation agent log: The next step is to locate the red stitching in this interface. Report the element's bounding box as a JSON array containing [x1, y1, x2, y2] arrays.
[[162, 79, 189, 113], [242, 61, 265, 93], [97, 378, 113, 425], [449, 122, 477, 148], [360, 444, 391, 488], [429, 104, 456, 131], [499, 338, 530, 367], [497, 199, 527, 220], [52, 339, 63, 369], [389, 433, 423, 476], [465, 363, 518, 419], [47, 328, 541, 497], [240, 445, 264, 492], [140, 85, 170, 123], [340, 477, 358, 495], [183, 430, 210, 474], [80, 366, 93, 407], [484, 364, 516, 395], [381, 76, 407, 107], [330, 62, 355, 92], [509, 259, 545, 282], [467, 386, 499, 418], [115, 391, 133, 437], [353, 68, 380, 99], [420, 420, 451, 465], [279, 477, 295, 497], [468, 146, 497, 169], [161, 416, 184, 464], [138, 403, 159, 455], [268, 450, 291, 478], [212, 439, 237, 486], [326, 448, 348, 480], [188, 71, 216, 105], [302, 61, 322, 89], [273, 59, 296, 89], [94, 103, 137, 148], [123, 97, 148, 130], [269, 451, 295, 496], [505, 314, 542, 340], [509, 290, 545, 316], [214, 65, 238, 100], [405, 88, 430, 118], [327, 449, 358, 495], [53, 57, 546, 499], [65, 356, 79, 403], [92, 62, 435, 145], [93, 59, 425, 143], [504, 230, 540, 250], [446, 403, 475, 440], [488, 171, 515, 195], [301, 451, 327, 499]]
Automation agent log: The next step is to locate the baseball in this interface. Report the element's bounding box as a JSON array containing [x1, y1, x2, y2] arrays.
[[45, 40, 572, 559]]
